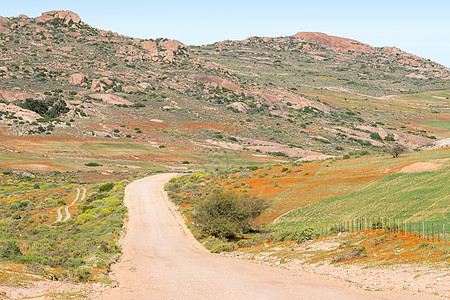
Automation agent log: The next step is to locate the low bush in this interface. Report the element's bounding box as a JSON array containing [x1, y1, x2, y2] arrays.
[[332, 246, 367, 263], [194, 191, 270, 239], [202, 236, 238, 253], [237, 235, 264, 248], [269, 227, 319, 244], [0, 240, 22, 260]]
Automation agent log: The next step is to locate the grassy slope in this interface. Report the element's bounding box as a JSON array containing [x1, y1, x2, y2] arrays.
[[202, 148, 448, 227], [275, 161, 449, 229]]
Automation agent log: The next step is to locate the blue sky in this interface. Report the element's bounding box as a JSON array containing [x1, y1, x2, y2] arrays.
[[3, 0, 450, 67]]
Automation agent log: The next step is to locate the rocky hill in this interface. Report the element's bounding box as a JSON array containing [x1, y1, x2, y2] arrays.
[[0, 11, 449, 160]]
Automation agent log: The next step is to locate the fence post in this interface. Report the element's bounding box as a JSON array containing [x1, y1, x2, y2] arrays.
[[426, 223, 429, 240], [444, 225, 446, 244], [423, 222, 425, 239], [438, 225, 440, 242], [432, 223, 434, 241], [405, 220, 408, 236]]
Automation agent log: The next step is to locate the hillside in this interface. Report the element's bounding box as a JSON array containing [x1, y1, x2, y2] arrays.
[[0, 10, 449, 171], [0, 10, 449, 298]]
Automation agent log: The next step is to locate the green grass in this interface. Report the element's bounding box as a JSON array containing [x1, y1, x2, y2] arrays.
[[275, 162, 449, 230], [414, 120, 450, 131], [395, 90, 450, 106], [79, 142, 158, 155]]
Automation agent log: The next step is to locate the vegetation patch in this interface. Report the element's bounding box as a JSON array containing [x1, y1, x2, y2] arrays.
[[0, 169, 128, 283]]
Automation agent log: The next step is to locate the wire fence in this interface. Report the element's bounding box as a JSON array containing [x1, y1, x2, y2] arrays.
[[318, 217, 449, 244]]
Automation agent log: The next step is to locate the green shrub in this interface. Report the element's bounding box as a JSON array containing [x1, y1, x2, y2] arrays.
[[0, 241, 22, 260], [85, 162, 102, 167], [202, 236, 238, 253], [370, 132, 382, 141], [360, 150, 370, 156], [99, 182, 114, 192], [237, 235, 264, 248], [73, 266, 93, 282], [194, 191, 270, 239], [343, 154, 350, 160]]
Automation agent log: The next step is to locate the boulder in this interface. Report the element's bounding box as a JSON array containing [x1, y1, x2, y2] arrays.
[[160, 39, 185, 52], [91, 79, 105, 92], [378, 127, 388, 140], [142, 41, 158, 57], [138, 82, 152, 89], [162, 51, 175, 63], [18, 14, 28, 19], [69, 73, 87, 84], [227, 102, 250, 113]]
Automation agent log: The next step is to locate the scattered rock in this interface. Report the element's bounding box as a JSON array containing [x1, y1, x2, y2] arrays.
[[192, 75, 241, 92], [123, 86, 141, 93]]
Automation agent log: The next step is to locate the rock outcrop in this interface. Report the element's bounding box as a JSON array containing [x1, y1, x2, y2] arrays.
[[36, 11, 81, 25], [89, 94, 133, 105], [140, 39, 186, 63], [293, 32, 376, 53], [0, 103, 41, 122], [0, 90, 36, 102], [0, 16, 10, 34]]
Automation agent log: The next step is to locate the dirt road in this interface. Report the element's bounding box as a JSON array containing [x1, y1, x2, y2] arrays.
[[102, 174, 432, 300]]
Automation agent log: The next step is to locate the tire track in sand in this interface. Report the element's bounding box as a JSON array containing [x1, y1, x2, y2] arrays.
[[64, 187, 86, 221]]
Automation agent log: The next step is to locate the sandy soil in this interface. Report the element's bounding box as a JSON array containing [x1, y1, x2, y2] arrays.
[[64, 187, 85, 221], [53, 187, 85, 223], [226, 240, 449, 299], [101, 174, 429, 300]]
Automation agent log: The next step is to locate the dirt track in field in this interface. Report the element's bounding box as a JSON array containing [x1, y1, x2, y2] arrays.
[[102, 173, 436, 300]]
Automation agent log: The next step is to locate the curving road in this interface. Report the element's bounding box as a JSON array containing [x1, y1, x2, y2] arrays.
[[102, 174, 430, 300]]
